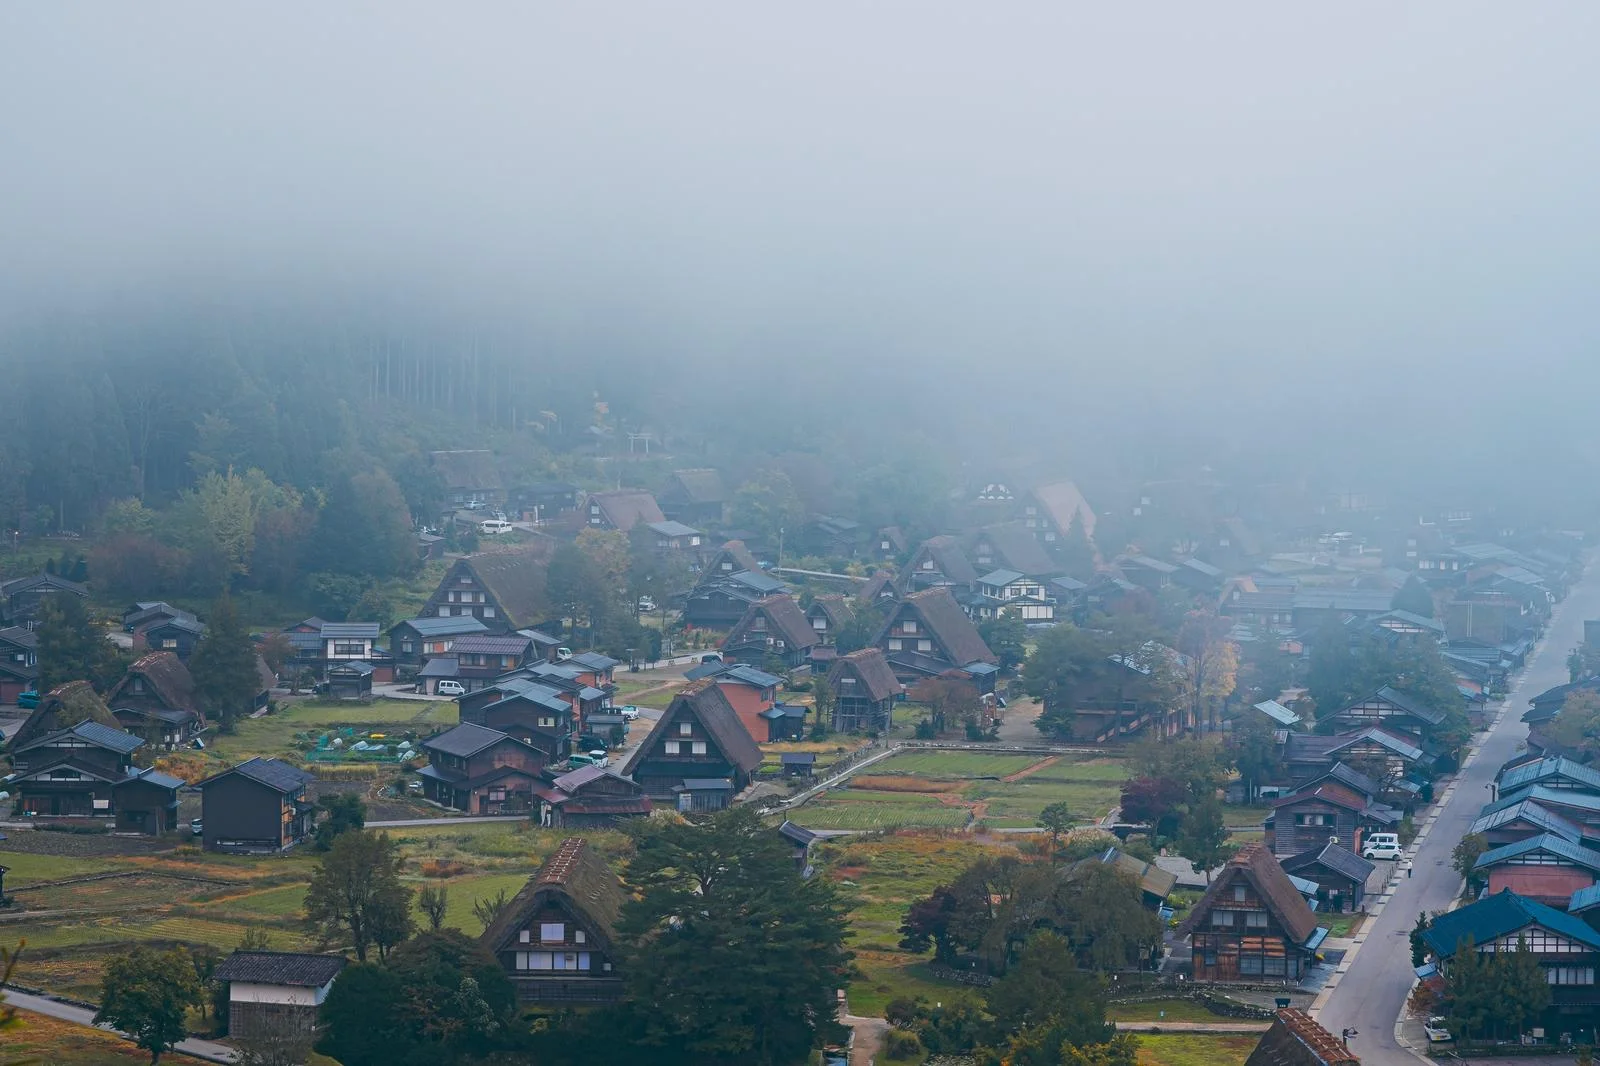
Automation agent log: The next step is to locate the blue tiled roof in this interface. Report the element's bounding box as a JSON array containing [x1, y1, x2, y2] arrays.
[[1498, 756, 1600, 796], [1424, 889, 1600, 956], [1474, 833, 1600, 874]]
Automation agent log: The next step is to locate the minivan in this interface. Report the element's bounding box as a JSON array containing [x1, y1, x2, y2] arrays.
[[1361, 833, 1402, 861], [478, 519, 513, 535], [436, 680, 466, 696]]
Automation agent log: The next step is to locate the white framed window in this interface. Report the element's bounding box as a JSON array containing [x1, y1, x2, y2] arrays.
[[483, 607, 495, 618], [921, 559, 934, 570], [664, 741, 680, 754], [540, 923, 564, 942], [520, 929, 531, 943], [575, 930, 586, 944], [1233, 886, 1247, 901], [679, 722, 692, 736], [1246, 910, 1268, 928], [692, 741, 707, 755], [917, 640, 932, 652], [888, 639, 902, 651], [902, 620, 917, 634]]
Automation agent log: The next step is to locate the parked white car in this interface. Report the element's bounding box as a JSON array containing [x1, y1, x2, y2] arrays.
[[1423, 1018, 1452, 1043], [478, 519, 513, 535], [637, 596, 657, 612], [1362, 832, 1403, 861], [436, 680, 466, 696], [617, 705, 641, 721]]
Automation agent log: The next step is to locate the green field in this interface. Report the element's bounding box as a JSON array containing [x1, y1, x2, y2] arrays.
[[789, 792, 972, 830], [1136, 1034, 1260, 1066], [1108, 998, 1223, 1023], [871, 750, 1046, 778], [785, 751, 1128, 831]]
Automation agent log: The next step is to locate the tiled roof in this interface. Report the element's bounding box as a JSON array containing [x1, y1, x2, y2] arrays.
[[1371, 686, 1446, 726], [906, 535, 978, 587], [213, 951, 346, 987], [320, 622, 379, 639], [1327, 728, 1424, 762], [1473, 833, 1600, 874], [648, 520, 701, 538], [1424, 889, 1600, 956], [1498, 756, 1600, 795], [451, 633, 533, 656], [418, 656, 460, 679], [1484, 785, 1600, 818], [1280, 842, 1375, 885], [424, 722, 517, 758], [1468, 799, 1584, 843], [119, 766, 185, 791], [202, 756, 312, 794], [968, 521, 1059, 578], [1272, 782, 1369, 814], [393, 616, 491, 638], [1252, 700, 1301, 727]]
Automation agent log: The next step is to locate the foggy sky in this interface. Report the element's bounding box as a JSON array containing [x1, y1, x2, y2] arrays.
[[6, 3, 1600, 492]]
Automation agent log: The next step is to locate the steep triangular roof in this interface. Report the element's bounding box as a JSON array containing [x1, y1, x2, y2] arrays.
[[703, 540, 762, 576], [1174, 843, 1319, 945], [1029, 481, 1096, 539], [663, 469, 727, 505], [587, 490, 665, 531], [726, 595, 819, 654], [622, 682, 762, 778], [903, 536, 978, 587], [1424, 889, 1600, 956], [480, 838, 626, 954], [808, 594, 855, 630], [883, 588, 996, 667], [967, 522, 1060, 578], [855, 571, 897, 606], [108, 652, 199, 717], [458, 547, 552, 630], [826, 648, 902, 703], [1245, 1009, 1358, 1066], [13, 680, 121, 749]]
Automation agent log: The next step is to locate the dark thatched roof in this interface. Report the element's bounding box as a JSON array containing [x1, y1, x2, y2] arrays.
[[622, 683, 763, 779], [109, 652, 199, 716], [664, 469, 727, 505], [587, 490, 665, 531], [893, 588, 996, 667], [904, 535, 978, 587], [480, 838, 627, 953], [727, 594, 819, 653], [856, 571, 897, 606], [828, 648, 902, 703], [14, 680, 121, 749], [1173, 843, 1319, 945], [459, 548, 553, 630], [1028, 480, 1096, 539], [808, 594, 855, 630], [704, 540, 762, 576], [968, 521, 1060, 578]]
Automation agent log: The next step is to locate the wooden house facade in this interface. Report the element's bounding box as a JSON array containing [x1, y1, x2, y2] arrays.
[[419, 722, 548, 814], [1174, 844, 1327, 982], [481, 838, 627, 1005], [620, 684, 762, 810], [826, 648, 901, 733], [107, 651, 203, 749], [198, 757, 316, 853]]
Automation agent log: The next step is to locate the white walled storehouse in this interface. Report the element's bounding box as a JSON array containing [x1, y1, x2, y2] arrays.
[[212, 950, 346, 1042]]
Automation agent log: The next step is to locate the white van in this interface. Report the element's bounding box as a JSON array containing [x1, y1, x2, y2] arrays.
[[436, 680, 465, 697], [1361, 833, 1402, 860], [478, 520, 513, 535]]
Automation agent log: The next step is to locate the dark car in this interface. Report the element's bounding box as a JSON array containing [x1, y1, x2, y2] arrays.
[[16, 691, 39, 709]]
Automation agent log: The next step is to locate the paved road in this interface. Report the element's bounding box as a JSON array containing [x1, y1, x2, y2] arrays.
[[1315, 568, 1600, 1066], [5, 987, 237, 1063]]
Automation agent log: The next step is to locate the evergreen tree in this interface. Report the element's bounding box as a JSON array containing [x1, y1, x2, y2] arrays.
[[616, 805, 853, 1066], [986, 930, 1116, 1060], [1176, 796, 1233, 882], [1393, 577, 1435, 618], [188, 595, 261, 733], [36, 594, 127, 693]]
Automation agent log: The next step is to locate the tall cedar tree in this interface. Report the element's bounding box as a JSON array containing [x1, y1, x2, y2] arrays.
[[96, 946, 202, 1064], [617, 805, 853, 1066], [1024, 623, 1109, 740], [188, 595, 260, 732], [304, 829, 414, 962], [36, 594, 127, 693]]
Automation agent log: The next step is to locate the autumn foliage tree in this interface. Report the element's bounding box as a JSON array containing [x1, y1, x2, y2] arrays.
[[1173, 610, 1238, 732]]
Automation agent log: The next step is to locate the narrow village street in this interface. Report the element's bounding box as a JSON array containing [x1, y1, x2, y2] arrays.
[[1313, 563, 1600, 1066]]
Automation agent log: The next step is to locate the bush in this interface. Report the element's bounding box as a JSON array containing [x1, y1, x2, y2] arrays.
[[883, 1029, 923, 1060], [419, 859, 469, 878]]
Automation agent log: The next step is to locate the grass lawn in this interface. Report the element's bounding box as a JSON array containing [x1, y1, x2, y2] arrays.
[[1108, 999, 1222, 1024], [787, 792, 971, 831], [1320, 911, 1363, 938], [1135, 1034, 1260, 1066], [1221, 804, 1271, 828], [0, 851, 109, 886], [873, 751, 1048, 779], [6, 1010, 212, 1066]]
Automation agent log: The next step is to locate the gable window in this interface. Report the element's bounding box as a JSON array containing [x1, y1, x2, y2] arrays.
[[888, 639, 902, 651], [401, 640, 414, 653], [1233, 885, 1247, 902], [679, 722, 692, 736], [664, 741, 680, 755], [540, 923, 565, 942], [163, 639, 178, 649], [483, 607, 495, 618], [692, 741, 707, 755], [917, 640, 932, 653], [1245, 910, 1268, 928], [902, 620, 917, 634], [1211, 910, 1236, 927], [131, 678, 145, 693], [574, 930, 586, 944], [921, 559, 934, 570], [520, 929, 531, 944]]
